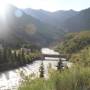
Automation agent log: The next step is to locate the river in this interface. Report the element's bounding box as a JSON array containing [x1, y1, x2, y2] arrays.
[[0, 48, 72, 90]]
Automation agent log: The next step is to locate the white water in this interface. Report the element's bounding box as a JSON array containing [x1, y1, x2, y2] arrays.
[[0, 48, 72, 90]]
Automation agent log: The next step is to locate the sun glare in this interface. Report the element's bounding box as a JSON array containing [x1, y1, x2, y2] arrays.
[[0, 1, 8, 19]]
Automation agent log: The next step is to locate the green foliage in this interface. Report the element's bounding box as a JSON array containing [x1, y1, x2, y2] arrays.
[[51, 67, 90, 90], [3, 5, 65, 46], [19, 67, 90, 90], [19, 78, 55, 90], [70, 46, 90, 67], [57, 58, 63, 71], [18, 31, 90, 90], [39, 62, 44, 78], [56, 31, 90, 66], [57, 31, 90, 54], [23, 44, 41, 52], [0, 47, 41, 71]]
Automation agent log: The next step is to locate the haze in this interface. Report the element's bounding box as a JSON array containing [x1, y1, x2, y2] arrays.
[[1, 0, 90, 12]]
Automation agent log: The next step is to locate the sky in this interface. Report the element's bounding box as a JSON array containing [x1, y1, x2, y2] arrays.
[[1, 0, 90, 12]]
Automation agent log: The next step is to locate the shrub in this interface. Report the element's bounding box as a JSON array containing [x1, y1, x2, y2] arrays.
[[19, 66, 90, 90]]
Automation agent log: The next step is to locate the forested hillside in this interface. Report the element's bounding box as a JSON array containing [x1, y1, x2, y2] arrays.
[[0, 5, 64, 47], [63, 8, 90, 32], [56, 31, 90, 66], [24, 9, 78, 28], [56, 31, 90, 53], [25, 7, 90, 33], [18, 31, 90, 90], [1, 5, 90, 46]]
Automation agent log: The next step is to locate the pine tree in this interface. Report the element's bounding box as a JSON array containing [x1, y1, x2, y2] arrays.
[[21, 50, 26, 64], [13, 51, 17, 66], [57, 58, 63, 71], [7, 48, 12, 64], [17, 53, 21, 65], [39, 62, 44, 78], [3, 48, 8, 63], [0, 50, 2, 63]]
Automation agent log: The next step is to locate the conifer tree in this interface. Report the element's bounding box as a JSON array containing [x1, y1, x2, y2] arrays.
[[3, 48, 8, 63], [39, 62, 44, 78], [57, 58, 63, 71], [0, 50, 2, 63], [7, 48, 12, 64]]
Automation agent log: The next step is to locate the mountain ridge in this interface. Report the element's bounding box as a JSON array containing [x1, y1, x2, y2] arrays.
[[24, 7, 90, 33], [0, 5, 64, 46], [0, 5, 90, 46]]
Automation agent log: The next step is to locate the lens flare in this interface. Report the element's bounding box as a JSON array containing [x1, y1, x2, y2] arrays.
[[0, 1, 8, 19]]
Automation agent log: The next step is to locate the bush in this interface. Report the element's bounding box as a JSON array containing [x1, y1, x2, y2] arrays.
[[18, 66, 90, 90]]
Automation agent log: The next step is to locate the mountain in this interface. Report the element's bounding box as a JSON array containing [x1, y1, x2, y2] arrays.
[[0, 5, 64, 46], [62, 8, 90, 32], [56, 31, 90, 53], [0, 5, 90, 47], [56, 31, 90, 67], [24, 8, 90, 33], [24, 9, 78, 28]]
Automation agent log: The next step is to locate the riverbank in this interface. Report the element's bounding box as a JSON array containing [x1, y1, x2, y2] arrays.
[[0, 48, 60, 90], [0, 59, 59, 90], [0, 47, 41, 72], [19, 66, 90, 90]]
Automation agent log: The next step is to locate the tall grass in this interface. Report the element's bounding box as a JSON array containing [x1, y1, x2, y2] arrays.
[[19, 66, 90, 90]]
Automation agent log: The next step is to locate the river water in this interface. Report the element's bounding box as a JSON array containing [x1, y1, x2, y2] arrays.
[[0, 48, 72, 90]]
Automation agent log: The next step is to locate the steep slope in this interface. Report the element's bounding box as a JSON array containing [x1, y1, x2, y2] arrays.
[[62, 8, 90, 32], [1, 5, 90, 47], [0, 5, 64, 46], [24, 8, 90, 33], [50, 10, 78, 27], [56, 31, 90, 54], [57, 31, 90, 67], [24, 9, 78, 28]]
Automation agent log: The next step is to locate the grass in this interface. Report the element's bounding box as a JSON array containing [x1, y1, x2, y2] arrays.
[[18, 66, 90, 90]]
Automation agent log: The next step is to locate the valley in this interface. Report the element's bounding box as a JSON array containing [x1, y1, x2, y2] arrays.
[[0, 3, 90, 90]]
